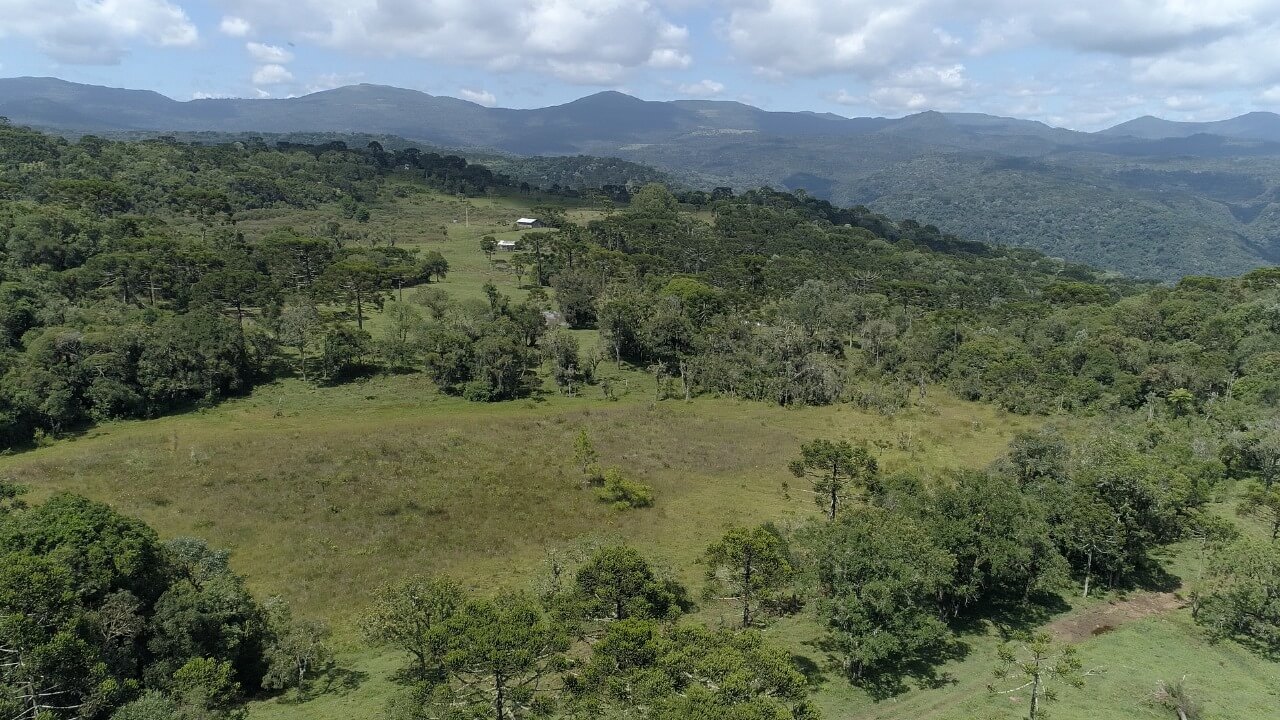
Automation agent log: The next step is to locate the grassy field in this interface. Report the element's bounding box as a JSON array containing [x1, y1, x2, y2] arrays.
[[5, 184, 1277, 719]]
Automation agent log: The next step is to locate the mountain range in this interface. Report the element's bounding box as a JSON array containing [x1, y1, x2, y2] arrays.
[[4, 76, 1280, 280]]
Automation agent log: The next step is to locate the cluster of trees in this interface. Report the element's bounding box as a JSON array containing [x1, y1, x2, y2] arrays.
[[359, 544, 816, 720], [0, 482, 330, 720], [0, 214, 452, 447], [754, 423, 1216, 692]]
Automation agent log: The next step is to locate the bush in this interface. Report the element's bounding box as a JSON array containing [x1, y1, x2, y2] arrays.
[[596, 467, 654, 510]]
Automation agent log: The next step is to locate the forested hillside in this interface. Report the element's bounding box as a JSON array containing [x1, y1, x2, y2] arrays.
[[7, 78, 1280, 280], [5, 124, 1280, 720]]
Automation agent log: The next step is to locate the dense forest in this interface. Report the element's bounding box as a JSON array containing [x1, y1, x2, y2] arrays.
[[5, 123, 1280, 720]]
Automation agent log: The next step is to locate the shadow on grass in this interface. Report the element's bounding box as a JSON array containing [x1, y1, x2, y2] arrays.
[[802, 635, 971, 701], [959, 591, 1073, 641], [271, 665, 370, 705]]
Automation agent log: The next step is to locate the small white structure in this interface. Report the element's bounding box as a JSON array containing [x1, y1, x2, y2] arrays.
[[515, 217, 543, 229], [497, 239, 519, 252]]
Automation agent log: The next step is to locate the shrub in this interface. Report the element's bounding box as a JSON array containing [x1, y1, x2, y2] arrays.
[[596, 467, 654, 510]]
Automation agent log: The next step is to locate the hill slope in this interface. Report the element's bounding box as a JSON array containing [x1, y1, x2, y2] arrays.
[[5, 77, 1280, 279]]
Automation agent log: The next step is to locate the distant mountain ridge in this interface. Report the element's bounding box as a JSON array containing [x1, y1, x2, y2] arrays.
[[0, 77, 891, 154], [1101, 112, 1280, 142], [4, 76, 1280, 281]]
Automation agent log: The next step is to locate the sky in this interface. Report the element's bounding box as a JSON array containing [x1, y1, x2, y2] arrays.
[[1, 0, 1279, 131]]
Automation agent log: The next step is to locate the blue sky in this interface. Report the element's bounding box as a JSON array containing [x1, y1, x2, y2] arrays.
[[2, 0, 1279, 130]]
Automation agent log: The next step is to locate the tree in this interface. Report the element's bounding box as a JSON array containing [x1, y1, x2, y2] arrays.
[[171, 657, 243, 718], [380, 301, 427, 369], [571, 429, 599, 482], [441, 593, 570, 720], [261, 599, 332, 697], [421, 251, 449, 282], [788, 440, 878, 520], [1054, 490, 1123, 598], [359, 575, 462, 681], [1197, 539, 1280, 653], [1005, 427, 1069, 489], [574, 545, 688, 622], [542, 330, 581, 394], [990, 633, 1089, 720], [192, 267, 268, 327], [805, 507, 954, 682], [1168, 387, 1195, 417], [703, 525, 792, 628], [1239, 482, 1280, 540], [578, 621, 816, 720], [320, 258, 386, 330], [318, 325, 371, 382], [276, 302, 322, 382], [481, 236, 498, 263]]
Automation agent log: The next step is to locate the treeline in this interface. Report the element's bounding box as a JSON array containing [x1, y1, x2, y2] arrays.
[[0, 482, 330, 720]]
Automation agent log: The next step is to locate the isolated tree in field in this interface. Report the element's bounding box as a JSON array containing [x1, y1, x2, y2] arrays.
[[277, 301, 321, 382], [789, 439, 878, 520], [1239, 481, 1280, 540], [990, 633, 1089, 720], [442, 592, 570, 720], [359, 575, 462, 681], [574, 545, 688, 622], [481, 235, 497, 262], [703, 524, 792, 628], [572, 429, 599, 481]]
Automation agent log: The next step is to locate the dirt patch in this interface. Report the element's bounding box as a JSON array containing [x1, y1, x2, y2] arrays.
[[1048, 592, 1183, 643]]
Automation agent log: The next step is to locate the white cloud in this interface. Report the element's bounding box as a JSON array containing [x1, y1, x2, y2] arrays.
[[865, 63, 971, 111], [192, 91, 234, 99], [677, 79, 725, 97], [219, 15, 251, 37], [214, 0, 689, 85], [252, 64, 294, 85], [459, 88, 497, 106], [724, 0, 942, 78], [648, 48, 692, 69], [721, 0, 1280, 95], [0, 0, 197, 64], [1260, 86, 1280, 105], [247, 41, 293, 64]]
